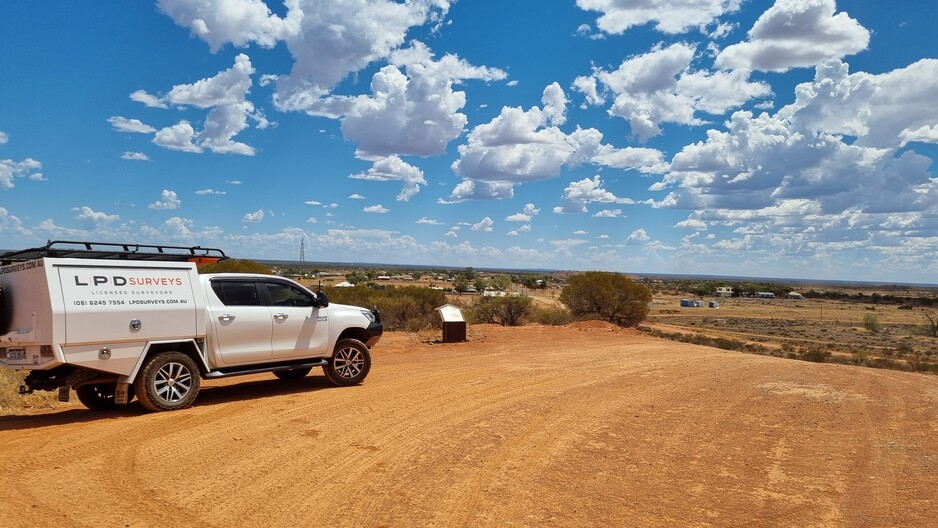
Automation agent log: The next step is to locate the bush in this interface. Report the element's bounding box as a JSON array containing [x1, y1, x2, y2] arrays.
[[530, 304, 573, 326], [470, 296, 533, 326], [325, 286, 447, 332], [559, 272, 652, 327], [862, 313, 882, 333]]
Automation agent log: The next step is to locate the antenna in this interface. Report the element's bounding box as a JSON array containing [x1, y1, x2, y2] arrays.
[[299, 237, 305, 262]]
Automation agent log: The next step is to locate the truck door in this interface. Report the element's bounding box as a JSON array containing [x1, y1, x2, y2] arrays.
[[207, 279, 272, 365], [261, 280, 330, 360]]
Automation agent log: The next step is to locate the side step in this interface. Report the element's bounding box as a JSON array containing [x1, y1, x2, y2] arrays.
[[204, 359, 329, 379]]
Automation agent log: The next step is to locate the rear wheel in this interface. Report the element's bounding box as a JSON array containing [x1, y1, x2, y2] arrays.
[[135, 352, 201, 412], [323, 339, 371, 386], [273, 367, 312, 380], [75, 383, 117, 410]]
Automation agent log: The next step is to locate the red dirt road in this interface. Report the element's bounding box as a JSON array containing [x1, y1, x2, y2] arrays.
[[1, 323, 936, 527]]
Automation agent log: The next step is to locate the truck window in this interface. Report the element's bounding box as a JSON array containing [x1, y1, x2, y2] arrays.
[[211, 281, 261, 306], [264, 282, 315, 307]]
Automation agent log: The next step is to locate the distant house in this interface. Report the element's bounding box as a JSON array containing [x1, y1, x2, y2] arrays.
[[376, 275, 391, 281], [756, 292, 776, 299], [334, 281, 355, 288], [715, 286, 733, 297], [787, 292, 804, 299]]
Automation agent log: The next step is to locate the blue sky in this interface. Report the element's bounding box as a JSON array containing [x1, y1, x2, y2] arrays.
[[2, 1, 937, 282]]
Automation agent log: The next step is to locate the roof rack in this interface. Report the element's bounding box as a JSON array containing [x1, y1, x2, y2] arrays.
[[0, 240, 229, 266]]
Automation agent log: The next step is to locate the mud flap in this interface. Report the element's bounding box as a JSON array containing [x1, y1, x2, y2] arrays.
[[57, 386, 70, 402], [115, 382, 131, 405]]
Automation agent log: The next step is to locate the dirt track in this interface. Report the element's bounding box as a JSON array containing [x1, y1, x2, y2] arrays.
[[1, 323, 936, 527]]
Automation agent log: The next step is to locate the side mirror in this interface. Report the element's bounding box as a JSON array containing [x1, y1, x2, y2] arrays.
[[316, 290, 329, 308]]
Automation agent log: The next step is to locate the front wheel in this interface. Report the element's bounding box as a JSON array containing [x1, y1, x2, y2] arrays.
[[135, 352, 201, 412], [323, 339, 371, 386]]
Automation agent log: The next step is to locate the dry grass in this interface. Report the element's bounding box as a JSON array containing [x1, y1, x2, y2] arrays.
[[0, 369, 70, 414]]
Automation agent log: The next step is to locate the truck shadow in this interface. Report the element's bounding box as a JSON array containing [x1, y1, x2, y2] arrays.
[[0, 375, 338, 430]]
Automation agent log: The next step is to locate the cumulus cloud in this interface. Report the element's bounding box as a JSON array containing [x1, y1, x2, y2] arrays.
[[73, 206, 119, 223], [576, 0, 742, 35], [137, 55, 263, 155], [0, 157, 42, 190], [450, 83, 665, 200], [417, 217, 441, 225], [715, 0, 870, 72], [505, 203, 541, 222], [242, 209, 265, 222], [575, 43, 771, 140], [554, 176, 634, 214], [471, 216, 494, 232], [148, 189, 182, 210], [130, 89, 168, 108], [121, 152, 151, 161], [0, 207, 30, 237], [349, 155, 427, 201], [109, 116, 157, 134], [0, 130, 7, 144], [195, 188, 226, 195], [626, 229, 651, 245], [675, 218, 708, 230], [593, 209, 622, 218], [363, 204, 390, 213], [348, 193, 365, 199]]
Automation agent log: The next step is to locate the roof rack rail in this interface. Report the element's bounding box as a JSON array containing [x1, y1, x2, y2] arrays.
[[0, 240, 229, 266]]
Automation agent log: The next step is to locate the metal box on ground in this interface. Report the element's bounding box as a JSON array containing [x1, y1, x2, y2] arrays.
[[435, 304, 466, 343]]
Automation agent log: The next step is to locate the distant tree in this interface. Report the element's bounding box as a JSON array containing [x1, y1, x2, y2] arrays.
[[559, 272, 652, 327], [491, 274, 512, 292], [473, 278, 487, 292], [923, 311, 938, 337], [198, 259, 271, 274], [453, 277, 470, 293], [463, 267, 476, 280]]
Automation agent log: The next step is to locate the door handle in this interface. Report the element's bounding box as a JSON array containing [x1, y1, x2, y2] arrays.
[[273, 313, 288, 321], [218, 314, 235, 322]]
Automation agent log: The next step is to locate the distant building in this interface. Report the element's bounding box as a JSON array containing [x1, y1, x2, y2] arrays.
[[787, 292, 804, 299], [756, 292, 776, 299], [376, 275, 391, 281], [715, 286, 733, 297], [334, 281, 355, 288]]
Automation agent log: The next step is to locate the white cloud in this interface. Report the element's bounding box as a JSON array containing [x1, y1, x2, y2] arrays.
[[0, 130, 8, 144], [471, 216, 494, 232], [348, 193, 365, 199], [195, 188, 226, 195], [153, 121, 203, 153], [140, 54, 262, 155], [242, 209, 265, 222], [108, 116, 157, 134], [577, 43, 771, 140], [122, 152, 151, 161], [715, 0, 870, 72], [349, 155, 427, 201], [626, 229, 651, 244], [130, 89, 168, 108], [451, 83, 666, 198], [73, 206, 119, 223], [675, 218, 708, 230], [0, 207, 30, 237], [0, 158, 42, 190], [363, 204, 390, 213], [300, 43, 505, 159], [417, 217, 442, 225], [304, 200, 323, 206], [505, 203, 541, 222], [227, 179, 242, 185], [307, 217, 318, 224], [554, 176, 634, 214], [593, 209, 622, 218], [576, 0, 742, 35], [148, 189, 182, 210]]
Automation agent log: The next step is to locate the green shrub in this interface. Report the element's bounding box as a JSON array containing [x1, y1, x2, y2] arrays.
[[324, 286, 447, 332], [862, 313, 882, 333], [470, 295, 533, 326], [530, 304, 573, 326], [559, 272, 651, 327]]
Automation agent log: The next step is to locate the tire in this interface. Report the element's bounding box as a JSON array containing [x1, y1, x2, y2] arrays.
[[75, 383, 117, 411], [134, 352, 201, 412], [273, 367, 312, 380], [323, 339, 371, 386]]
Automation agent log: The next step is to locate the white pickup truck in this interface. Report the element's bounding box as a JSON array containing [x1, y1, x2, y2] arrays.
[[0, 241, 382, 412]]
